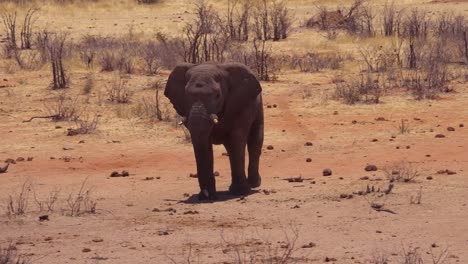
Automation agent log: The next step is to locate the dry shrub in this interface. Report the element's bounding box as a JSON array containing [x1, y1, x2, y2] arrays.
[[1, 11, 17, 58], [33, 187, 60, 212], [403, 39, 454, 99], [82, 73, 94, 94], [5, 180, 32, 217], [66, 178, 97, 216], [47, 33, 69, 89], [307, 0, 375, 37], [20, 8, 39, 50], [133, 89, 171, 121], [107, 75, 132, 103], [334, 72, 382, 104], [226, 0, 251, 41], [383, 160, 419, 183], [181, 1, 230, 64], [67, 113, 99, 136], [290, 52, 343, 72], [0, 243, 29, 264], [382, 1, 402, 37], [139, 40, 160, 75], [44, 92, 80, 121]]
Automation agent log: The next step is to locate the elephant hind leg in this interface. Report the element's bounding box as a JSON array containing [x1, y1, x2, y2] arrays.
[[247, 117, 263, 188]]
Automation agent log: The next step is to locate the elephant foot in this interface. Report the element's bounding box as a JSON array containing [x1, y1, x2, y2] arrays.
[[229, 182, 251, 196], [248, 175, 262, 188], [198, 189, 217, 201]]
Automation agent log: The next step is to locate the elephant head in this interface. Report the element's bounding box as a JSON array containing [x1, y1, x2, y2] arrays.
[[164, 62, 261, 199]]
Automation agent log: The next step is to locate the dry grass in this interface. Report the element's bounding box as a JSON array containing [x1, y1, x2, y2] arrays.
[[0, 243, 29, 264], [65, 178, 97, 216], [383, 160, 420, 183], [5, 179, 32, 217]]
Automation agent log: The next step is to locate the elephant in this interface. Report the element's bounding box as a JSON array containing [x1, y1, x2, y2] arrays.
[[164, 62, 264, 200]]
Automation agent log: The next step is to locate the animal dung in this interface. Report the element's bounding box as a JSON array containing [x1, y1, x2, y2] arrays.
[[447, 127, 455, 131], [266, 145, 274, 150], [189, 173, 198, 178], [435, 134, 446, 138], [322, 168, 332, 176], [304, 142, 313, 146], [365, 165, 378, 172], [306, 158, 312, 163], [110, 170, 130, 177]]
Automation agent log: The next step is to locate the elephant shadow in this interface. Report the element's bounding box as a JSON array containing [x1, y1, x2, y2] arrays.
[[178, 190, 260, 204]]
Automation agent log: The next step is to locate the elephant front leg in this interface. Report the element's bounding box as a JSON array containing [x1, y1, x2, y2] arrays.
[[247, 117, 263, 188], [193, 143, 217, 200], [225, 135, 250, 195]]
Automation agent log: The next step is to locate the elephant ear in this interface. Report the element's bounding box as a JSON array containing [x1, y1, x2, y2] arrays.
[[222, 63, 262, 119], [164, 63, 195, 117]]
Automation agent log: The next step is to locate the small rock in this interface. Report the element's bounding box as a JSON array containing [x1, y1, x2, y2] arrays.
[[121, 171, 129, 177], [375, 117, 387, 121], [214, 171, 220, 176], [78, 140, 85, 144], [360, 176, 369, 180], [426, 176, 433, 180], [16, 157, 25, 162], [158, 230, 169, 236], [306, 158, 312, 163], [371, 139, 378, 142], [304, 142, 313, 146], [27, 157, 33, 161], [189, 173, 198, 178], [365, 165, 378, 172], [447, 127, 455, 132], [82, 248, 91, 253], [435, 134, 446, 138], [92, 238, 104, 243], [44, 237, 53, 241], [426, 154, 431, 157], [406, 145, 411, 149], [55, 126, 62, 129], [144, 177, 154, 181], [325, 257, 337, 262], [266, 145, 274, 150], [459, 123, 464, 128], [110, 171, 120, 177], [322, 169, 332, 176]]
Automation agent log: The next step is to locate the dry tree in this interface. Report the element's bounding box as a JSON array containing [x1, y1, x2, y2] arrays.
[[20, 7, 39, 50]]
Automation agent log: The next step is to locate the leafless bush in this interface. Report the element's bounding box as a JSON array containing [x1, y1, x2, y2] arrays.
[[383, 160, 419, 182], [12, 49, 43, 70], [82, 73, 94, 95], [434, 13, 467, 64], [5, 179, 32, 217], [308, 0, 375, 37], [20, 8, 39, 50], [108, 75, 132, 103], [140, 40, 160, 75], [401, 9, 431, 40], [44, 92, 80, 121], [382, 1, 402, 37], [290, 52, 343, 72], [1, 11, 17, 58], [35, 29, 51, 64], [47, 33, 69, 89], [67, 113, 99, 136], [135, 89, 170, 121], [181, 1, 230, 64], [398, 119, 410, 134], [78, 34, 98, 68], [33, 187, 60, 212], [334, 72, 382, 104], [252, 39, 279, 81], [269, 0, 294, 41], [226, 0, 251, 41], [66, 178, 97, 216], [0, 243, 30, 264], [404, 39, 453, 99]]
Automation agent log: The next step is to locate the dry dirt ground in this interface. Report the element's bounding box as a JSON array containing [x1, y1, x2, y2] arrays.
[[1, 0, 468, 263]]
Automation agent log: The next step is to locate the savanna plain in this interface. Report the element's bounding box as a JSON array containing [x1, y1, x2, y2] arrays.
[[1, 0, 468, 263]]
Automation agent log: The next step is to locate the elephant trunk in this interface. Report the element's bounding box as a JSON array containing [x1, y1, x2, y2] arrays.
[[187, 102, 216, 199]]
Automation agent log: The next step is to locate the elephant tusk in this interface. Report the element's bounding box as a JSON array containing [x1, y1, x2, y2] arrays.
[[178, 116, 186, 125], [210, 114, 219, 125]]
